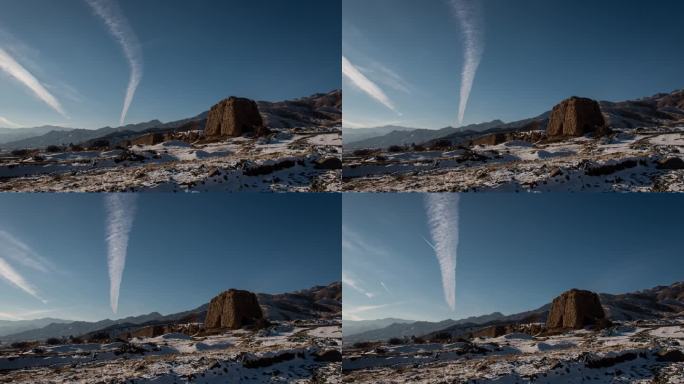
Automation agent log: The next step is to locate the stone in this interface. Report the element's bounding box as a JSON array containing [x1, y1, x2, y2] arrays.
[[656, 157, 684, 170], [314, 157, 342, 170], [472, 133, 508, 146], [131, 133, 164, 146], [547, 97, 607, 138], [205, 97, 265, 138], [204, 289, 265, 330], [546, 289, 607, 330]]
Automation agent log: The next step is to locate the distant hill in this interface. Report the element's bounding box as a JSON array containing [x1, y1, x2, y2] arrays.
[[343, 88, 684, 151], [0, 126, 74, 145], [343, 318, 415, 337], [343, 126, 417, 145], [0, 318, 73, 337], [346, 281, 684, 344], [344, 312, 506, 344], [0, 282, 341, 343], [0, 90, 341, 151], [343, 120, 506, 151]]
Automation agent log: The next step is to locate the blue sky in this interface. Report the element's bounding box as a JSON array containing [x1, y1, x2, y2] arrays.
[[0, 0, 340, 129], [343, 0, 684, 129], [0, 193, 341, 322], [343, 193, 684, 322]]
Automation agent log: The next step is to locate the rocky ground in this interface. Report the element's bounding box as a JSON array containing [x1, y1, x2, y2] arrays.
[[342, 318, 684, 383], [0, 320, 341, 383], [0, 128, 341, 192], [342, 127, 684, 192]]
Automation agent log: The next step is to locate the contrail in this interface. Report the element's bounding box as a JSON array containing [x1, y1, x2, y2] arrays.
[[86, 0, 143, 126], [0, 48, 66, 117], [342, 55, 398, 113], [104, 194, 137, 314], [0, 257, 46, 303], [424, 194, 460, 311], [449, 0, 484, 126]]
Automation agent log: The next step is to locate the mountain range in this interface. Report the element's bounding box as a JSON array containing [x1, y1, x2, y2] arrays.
[[0, 90, 341, 150], [345, 281, 684, 344], [0, 282, 341, 343], [344, 88, 684, 151]]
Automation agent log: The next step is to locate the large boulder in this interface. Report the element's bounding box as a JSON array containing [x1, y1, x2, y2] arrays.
[[547, 97, 607, 138], [205, 97, 265, 138], [547, 289, 607, 330], [131, 133, 164, 146], [204, 289, 265, 330]]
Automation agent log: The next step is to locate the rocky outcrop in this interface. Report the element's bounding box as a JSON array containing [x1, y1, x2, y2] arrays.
[[204, 289, 265, 330], [547, 289, 607, 330], [131, 133, 164, 146], [547, 97, 607, 138], [205, 97, 265, 138]]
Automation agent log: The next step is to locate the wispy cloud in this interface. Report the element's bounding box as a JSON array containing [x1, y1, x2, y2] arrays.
[[0, 116, 20, 128], [0, 230, 56, 274], [343, 302, 403, 321], [342, 55, 398, 113], [380, 281, 391, 294], [104, 194, 137, 314], [367, 62, 412, 95], [343, 225, 390, 258], [0, 257, 46, 303], [424, 194, 460, 311], [449, 0, 484, 126], [86, 0, 143, 126], [342, 271, 375, 299], [0, 308, 60, 321], [0, 48, 67, 117]]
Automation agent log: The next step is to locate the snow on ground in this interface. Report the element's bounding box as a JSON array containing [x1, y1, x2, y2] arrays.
[[342, 128, 684, 192], [0, 129, 341, 192], [0, 320, 341, 383], [342, 318, 684, 383]]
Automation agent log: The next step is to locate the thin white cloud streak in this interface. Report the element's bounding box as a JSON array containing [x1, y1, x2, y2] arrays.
[[0, 257, 46, 303], [449, 0, 484, 126], [104, 194, 137, 314], [342, 271, 375, 299], [0, 230, 55, 274], [342, 225, 390, 258], [380, 281, 391, 294], [0, 48, 67, 117], [343, 302, 404, 321], [342, 55, 398, 113], [424, 194, 460, 311], [0, 116, 20, 128], [86, 0, 143, 126], [0, 308, 59, 321], [370, 63, 412, 95]]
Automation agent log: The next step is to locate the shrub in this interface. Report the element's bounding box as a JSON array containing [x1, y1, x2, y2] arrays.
[[10, 149, 30, 157], [46, 338, 62, 345], [45, 145, 63, 153], [10, 341, 31, 349], [387, 145, 406, 153], [430, 140, 452, 150], [388, 337, 404, 345]]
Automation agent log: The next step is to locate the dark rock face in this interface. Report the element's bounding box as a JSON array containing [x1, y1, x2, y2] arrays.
[[205, 97, 265, 138], [204, 289, 265, 330], [547, 289, 607, 330], [547, 97, 607, 138]]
